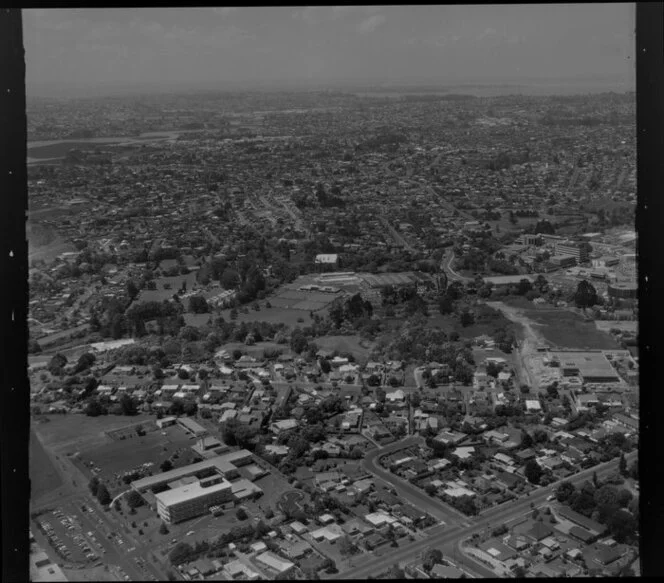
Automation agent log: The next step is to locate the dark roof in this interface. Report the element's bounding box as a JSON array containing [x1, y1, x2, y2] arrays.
[[527, 521, 554, 541], [558, 506, 606, 534], [595, 545, 622, 565], [569, 525, 595, 542], [496, 471, 523, 488]]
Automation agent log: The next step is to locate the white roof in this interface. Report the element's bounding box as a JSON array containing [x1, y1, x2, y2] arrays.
[[154, 478, 232, 507], [255, 551, 295, 573]]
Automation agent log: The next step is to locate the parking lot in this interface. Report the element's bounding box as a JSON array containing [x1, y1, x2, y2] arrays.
[[35, 508, 102, 565]]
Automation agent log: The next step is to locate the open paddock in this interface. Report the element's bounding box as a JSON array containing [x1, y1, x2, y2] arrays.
[[72, 425, 198, 495], [595, 320, 638, 334], [315, 335, 375, 363], [219, 340, 291, 359], [292, 300, 328, 311], [220, 306, 313, 326], [30, 429, 63, 502], [521, 309, 618, 349], [31, 414, 156, 453], [183, 313, 214, 327], [137, 272, 199, 303]]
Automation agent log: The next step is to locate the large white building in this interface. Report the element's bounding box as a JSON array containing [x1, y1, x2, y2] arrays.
[[131, 450, 257, 524]]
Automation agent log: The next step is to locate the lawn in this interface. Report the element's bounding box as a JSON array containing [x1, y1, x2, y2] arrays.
[[183, 313, 214, 327], [314, 335, 375, 363], [30, 429, 63, 502], [219, 340, 292, 359], [219, 306, 313, 327], [501, 298, 619, 349], [523, 309, 618, 349], [137, 273, 199, 303], [73, 425, 195, 496], [32, 414, 156, 452]]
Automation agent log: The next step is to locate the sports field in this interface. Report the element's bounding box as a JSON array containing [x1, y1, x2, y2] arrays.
[[32, 414, 157, 453], [72, 424, 197, 495]]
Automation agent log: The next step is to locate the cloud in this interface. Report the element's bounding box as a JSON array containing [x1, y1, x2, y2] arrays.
[[358, 13, 386, 34]]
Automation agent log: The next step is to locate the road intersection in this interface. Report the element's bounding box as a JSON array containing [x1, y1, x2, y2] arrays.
[[342, 437, 636, 579]]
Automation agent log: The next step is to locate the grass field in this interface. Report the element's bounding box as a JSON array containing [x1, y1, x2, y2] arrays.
[[501, 298, 619, 349], [30, 429, 63, 502], [32, 414, 157, 453], [219, 305, 313, 326], [28, 142, 107, 159], [138, 272, 199, 303], [73, 425, 196, 496], [183, 313, 214, 327], [595, 320, 638, 334], [219, 340, 291, 359], [315, 335, 375, 363]]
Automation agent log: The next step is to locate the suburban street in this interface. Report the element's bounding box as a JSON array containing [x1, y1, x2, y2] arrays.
[[361, 437, 470, 525], [342, 447, 637, 579]]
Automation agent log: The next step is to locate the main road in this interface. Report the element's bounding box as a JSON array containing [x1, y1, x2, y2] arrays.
[[339, 450, 637, 579]]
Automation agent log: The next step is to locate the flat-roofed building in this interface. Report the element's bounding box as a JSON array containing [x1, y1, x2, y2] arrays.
[[254, 551, 296, 576], [177, 416, 207, 437], [131, 450, 252, 494], [155, 477, 233, 524], [481, 275, 535, 288], [549, 351, 621, 383]]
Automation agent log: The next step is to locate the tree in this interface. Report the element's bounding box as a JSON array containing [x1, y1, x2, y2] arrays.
[[319, 359, 332, 374], [554, 481, 574, 503], [85, 398, 106, 417], [524, 460, 543, 485], [574, 280, 598, 309], [188, 295, 210, 314], [619, 453, 628, 476], [221, 269, 240, 290], [160, 459, 173, 472], [76, 352, 96, 373], [169, 542, 194, 566], [608, 509, 637, 543], [460, 309, 475, 327], [96, 484, 111, 506], [159, 523, 169, 535], [48, 353, 67, 375], [88, 477, 100, 497], [423, 548, 443, 571], [438, 295, 454, 315], [339, 535, 357, 556], [386, 564, 405, 579], [119, 393, 138, 416], [126, 490, 145, 509], [521, 430, 534, 449], [517, 278, 532, 296], [127, 280, 139, 301], [236, 508, 248, 521]]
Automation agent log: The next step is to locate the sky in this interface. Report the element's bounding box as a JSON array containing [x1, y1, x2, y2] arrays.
[[23, 5, 635, 97]]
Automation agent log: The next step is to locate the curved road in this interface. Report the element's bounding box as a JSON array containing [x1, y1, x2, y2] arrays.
[[361, 437, 469, 525], [340, 451, 636, 579]]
